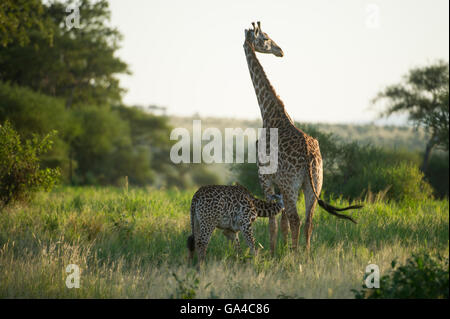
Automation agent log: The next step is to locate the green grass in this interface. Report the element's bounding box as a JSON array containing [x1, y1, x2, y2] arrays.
[[0, 186, 448, 298]]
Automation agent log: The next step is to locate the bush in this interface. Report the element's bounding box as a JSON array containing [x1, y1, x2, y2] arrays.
[[230, 161, 262, 197], [341, 162, 434, 202], [353, 253, 449, 299], [0, 82, 221, 189], [232, 124, 434, 202], [424, 152, 449, 198], [0, 121, 60, 209], [301, 123, 432, 201], [0, 81, 73, 179]]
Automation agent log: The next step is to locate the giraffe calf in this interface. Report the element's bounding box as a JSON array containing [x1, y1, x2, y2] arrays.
[[187, 184, 284, 265]]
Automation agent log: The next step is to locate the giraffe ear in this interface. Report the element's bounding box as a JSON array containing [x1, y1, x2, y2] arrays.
[[244, 29, 252, 40]]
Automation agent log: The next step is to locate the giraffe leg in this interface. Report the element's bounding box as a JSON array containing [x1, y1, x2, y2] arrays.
[[303, 159, 323, 252], [285, 198, 300, 251], [240, 223, 257, 256], [268, 216, 277, 254], [279, 181, 302, 251], [195, 224, 214, 266], [303, 188, 318, 252], [280, 209, 289, 245], [258, 172, 277, 254], [223, 229, 240, 253]]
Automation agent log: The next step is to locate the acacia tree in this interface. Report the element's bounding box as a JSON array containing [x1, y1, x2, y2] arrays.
[[374, 61, 449, 172]]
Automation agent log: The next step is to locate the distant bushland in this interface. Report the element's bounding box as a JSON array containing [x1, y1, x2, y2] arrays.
[[0, 82, 220, 189], [232, 123, 447, 201], [170, 116, 430, 152]]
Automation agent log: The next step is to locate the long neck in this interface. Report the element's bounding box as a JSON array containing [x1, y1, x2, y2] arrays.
[[252, 197, 283, 218], [243, 40, 294, 128]]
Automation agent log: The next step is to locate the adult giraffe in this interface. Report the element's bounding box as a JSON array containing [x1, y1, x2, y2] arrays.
[[243, 21, 362, 253]]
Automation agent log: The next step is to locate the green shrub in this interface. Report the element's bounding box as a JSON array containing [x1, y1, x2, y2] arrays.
[[170, 271, 200, 299], [300, 123, 434, 201], [341, 162, 434, 202], [0, 121, 60, 209], [425, 152, 449, 198], [232, 125, 432, 202], [353, 253, 449, 299], [0, 81, 73, 179], [230, 161, 262, 197]]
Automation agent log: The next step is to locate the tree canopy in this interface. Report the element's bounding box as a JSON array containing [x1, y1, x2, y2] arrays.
[[374, 61, 449, 151], [0, 0, 129, 107], [0, 0, 53, 47], [0, 0, 221, 188]]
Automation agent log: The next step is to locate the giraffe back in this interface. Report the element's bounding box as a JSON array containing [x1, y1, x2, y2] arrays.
[[191, 185, 284, 232]]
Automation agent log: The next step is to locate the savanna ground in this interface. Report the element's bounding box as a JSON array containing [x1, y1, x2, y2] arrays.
[[0, 186, 448, 298]]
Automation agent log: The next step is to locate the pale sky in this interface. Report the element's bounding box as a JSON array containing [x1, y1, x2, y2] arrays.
[[108, 0, 449, 124]]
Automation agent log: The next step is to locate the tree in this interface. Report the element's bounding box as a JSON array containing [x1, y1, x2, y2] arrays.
[[0, 0, 129, 107], [0, 0, 130, 183], [0, 81, 75, 180], [373, 61, 449, 172], [0, 0, 53, 47], [0, 1, 220, 189]]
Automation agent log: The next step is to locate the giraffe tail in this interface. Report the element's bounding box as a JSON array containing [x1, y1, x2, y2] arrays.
[[308, 159, 362, 224], [317, 200, 362, 224]]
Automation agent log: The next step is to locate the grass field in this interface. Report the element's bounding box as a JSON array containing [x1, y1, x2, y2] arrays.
[[0, 186, 448, 298]]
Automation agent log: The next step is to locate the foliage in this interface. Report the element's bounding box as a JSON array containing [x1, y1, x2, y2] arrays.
[[230, 161, 262, 197], [0, 0, 53, 47], [171, 116, 430, 152], [0, 82, 220, 188], [0, 121, 60, 209], [0, 0, 129, 106], [170, 271, 200, 299], [0, 81, 73, 175], [71, 105, 136, 185], [353, 253, 449, 299], [301, 124, 436, 201], [232, 124, 437, 201], [425, 152, 449, 198], [374, 60, 449, 151], [339, 162, 433, 202]]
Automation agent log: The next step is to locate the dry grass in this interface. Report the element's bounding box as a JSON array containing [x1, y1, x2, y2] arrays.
[[0, 186, 448, 298]]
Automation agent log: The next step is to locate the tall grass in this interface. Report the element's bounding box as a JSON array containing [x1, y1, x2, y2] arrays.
[[0, 186, 448, 298]]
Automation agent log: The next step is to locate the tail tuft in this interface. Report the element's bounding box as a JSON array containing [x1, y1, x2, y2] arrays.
[[187, 234, 195, 252], [318, 200, 362, 224]]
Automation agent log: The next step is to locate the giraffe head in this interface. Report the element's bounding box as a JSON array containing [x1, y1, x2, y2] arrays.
[[244, 21, 284, 57], [268, 193, 285, 211]]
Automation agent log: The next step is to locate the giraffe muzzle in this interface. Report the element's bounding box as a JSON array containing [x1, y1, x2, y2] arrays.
[[274, 49, 284, 57]]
